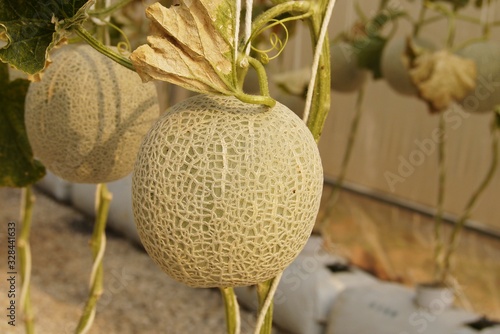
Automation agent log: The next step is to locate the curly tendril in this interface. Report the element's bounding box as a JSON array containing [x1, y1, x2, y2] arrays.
[[245, 19, 289, 64]]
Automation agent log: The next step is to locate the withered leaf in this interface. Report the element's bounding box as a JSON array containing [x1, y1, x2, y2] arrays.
[[408, 50, 477, 112], [130, 1, 236, 95]]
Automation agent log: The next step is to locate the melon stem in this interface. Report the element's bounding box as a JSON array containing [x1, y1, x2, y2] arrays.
[[76, 184, 112, 334], [255, 272, 282, 334], [303, 0, 333, 142], [439, 112, 499, 284], [220, 287, 241, 334], [95, 0, 110, 46], [88, 0, 134, 18], [319, 86, 365, 235], [73, 25, 135, 72], [433, 113, 447, 283], [18, 186, 35, 334]]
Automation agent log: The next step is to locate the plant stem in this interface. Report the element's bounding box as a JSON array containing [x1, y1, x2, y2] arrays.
[[303, 0, 333, 142], [73, 25, 135, 71], [19, 186, 35, 334], [220, 287, 241, 334], [254, 273, 283, 334], [433, 113, 447, 282], [439, 115, 499, 283], [95, 0, 109, 46], [235, 91, 276, 108], [88, 0, 135, 18], [319, 86, 365, 234], [251, 1, 312, 36], [446, 13, 457, 48], [413, 0, 428, 37], [247, 56, 271, 98], [75, 184, 112, 334]]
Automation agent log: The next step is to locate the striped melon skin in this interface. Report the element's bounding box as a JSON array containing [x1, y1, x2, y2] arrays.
[[25, 44, 159, 183], [132, 94, 323, 288], [456, 41, 500, 113]]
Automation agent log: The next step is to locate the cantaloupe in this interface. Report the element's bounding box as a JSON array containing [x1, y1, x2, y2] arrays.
[[330, 42, 368, 93], [381, 37, 435, 96], [456, 41, 500, 113], [132, 94, 323, 288], [25, 44, 159, 183]]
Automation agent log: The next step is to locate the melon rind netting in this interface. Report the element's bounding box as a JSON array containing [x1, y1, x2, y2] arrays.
[[25, 44, 159, 183], [132, 94, 324, 288]]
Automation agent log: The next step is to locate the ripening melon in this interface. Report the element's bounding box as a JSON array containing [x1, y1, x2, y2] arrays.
[[25, 44, 159, 183], [456, 41, 500, 113], [330, 42, 368, 93], [381, 37, 435, 96], [132, 94, 323, 288]]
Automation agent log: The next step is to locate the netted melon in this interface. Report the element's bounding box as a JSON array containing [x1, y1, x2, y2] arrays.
[[330, 42, 368, 93], [132, 94, 323, 288], [381, 37, 435, 96], [456, 41, 500, 113], [25, 44, 159, 183]]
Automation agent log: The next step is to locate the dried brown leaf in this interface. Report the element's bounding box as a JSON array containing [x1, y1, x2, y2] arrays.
[[408, 50, 477, 112], [130, 1, 235, 95]]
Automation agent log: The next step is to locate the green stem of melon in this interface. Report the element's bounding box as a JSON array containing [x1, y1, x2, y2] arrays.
[[88, 0, 135, 18], [220, 287, 241, 334], [413, 1, 428, 37], [18, 186, 35, 334], [433, 113, 446, 283], [95, 0, 109, 45], [303, 1, 332, 142], [73, 25, 135, 71], [251, 1, 312, 36], [76, 184, 112, 334], [255, 272, 282, 334], [446, 14, 457, 48], [234, 92, 276, 108], [246, 56, 271, 98], [319, 86, 365, 235], [439, 113, 499, 284]]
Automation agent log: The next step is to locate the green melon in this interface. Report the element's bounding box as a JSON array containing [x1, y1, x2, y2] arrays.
[[381, 37, 435, 96], [25, 44, 159, 183], [132, 94, 324, 288], [456, 41, 500, 113]]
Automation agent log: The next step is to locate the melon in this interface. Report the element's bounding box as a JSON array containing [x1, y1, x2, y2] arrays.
[[456, 41, 500, 113], [25, 44, 159, 183], [330, 42, 368, 93], [132, 94, 323, 288], [381, 37, 435, 96]]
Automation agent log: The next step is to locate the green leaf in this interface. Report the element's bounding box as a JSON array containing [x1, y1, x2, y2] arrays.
[[0, 63, 45, 187], [0, 0, 93, 75], [352, 35, 387, 79]]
